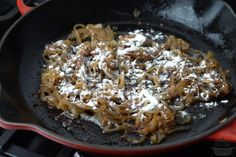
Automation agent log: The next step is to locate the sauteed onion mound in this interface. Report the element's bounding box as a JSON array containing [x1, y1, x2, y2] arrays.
[[40, 24, 231, 144]]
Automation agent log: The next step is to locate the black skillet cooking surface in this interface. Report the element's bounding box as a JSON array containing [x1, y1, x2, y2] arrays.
[[0, 0, 236, 153]]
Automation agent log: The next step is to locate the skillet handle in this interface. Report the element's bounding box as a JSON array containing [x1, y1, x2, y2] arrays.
[[206, 120, 236, 142], [16, 0, 33, 16]]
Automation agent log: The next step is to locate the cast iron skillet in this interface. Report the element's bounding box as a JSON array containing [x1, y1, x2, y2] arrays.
[[0, 0, 236, 155]]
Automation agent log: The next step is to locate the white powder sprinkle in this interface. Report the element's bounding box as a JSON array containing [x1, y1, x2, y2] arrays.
[[199, 60, 206, 68], [45, 28, 229, 130], [204, 102, 218, 109], [86, 99, 97, 110], [55, 66, 60, 71], [54, 40, 63, 46], [76, 64, 86, 81], [139, 89, 162, 111], [179, 111, 189, 117], [48, 65, 53, 69], [59, 71, 65, 76], [220, 100, 228, 103], [59, 81, 78, 95], [80, 114, 101, 127]]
